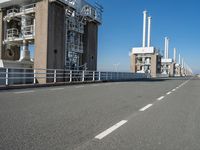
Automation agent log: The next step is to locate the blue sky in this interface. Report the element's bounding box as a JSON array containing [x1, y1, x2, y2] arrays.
[[92, 0, 200, 73]]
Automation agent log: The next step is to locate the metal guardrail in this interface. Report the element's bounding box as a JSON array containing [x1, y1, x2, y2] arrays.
[[0, 67, 149, 86]]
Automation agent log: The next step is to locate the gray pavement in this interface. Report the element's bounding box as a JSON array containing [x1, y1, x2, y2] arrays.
[[0, 77, 199, 150]]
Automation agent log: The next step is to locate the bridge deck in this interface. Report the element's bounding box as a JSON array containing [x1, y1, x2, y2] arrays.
[[0, 77, 200, 150]]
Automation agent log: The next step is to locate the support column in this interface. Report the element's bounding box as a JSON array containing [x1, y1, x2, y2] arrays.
[[0, 10, 3, 59], [169, 63, 175, 77], [20, 14, 31, 61], [82, 22, 98, 71], [151, 54, 157, 77], [130, 54, 136, 73], [20, 40, 30, 61], [34, 0, 66, 83]]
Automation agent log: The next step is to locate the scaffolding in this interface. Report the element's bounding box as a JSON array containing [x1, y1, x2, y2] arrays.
[[3, 3, 36, 45], [1, 0, 103, 69], [64, 0, 103, 70]]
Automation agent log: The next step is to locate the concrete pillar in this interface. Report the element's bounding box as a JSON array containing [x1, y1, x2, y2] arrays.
[[130, 54, 136, 73], [177, 66, 181, 76], [20, 14, 31, 61], [151, 54, 157, 77], [82, 22, 98, 71], [34, 0, 48, 83], [20, 40, 31, 61], [151, 53, 161, 77], [0, 10, 3, 59], [34, 0, 66, 83], [169, 63, 175, 77]]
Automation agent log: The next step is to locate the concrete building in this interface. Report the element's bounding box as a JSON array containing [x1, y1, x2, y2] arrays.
[[130, 10, 162, 77], [161, 37, 175, 77], [0, 0, 102, 83]]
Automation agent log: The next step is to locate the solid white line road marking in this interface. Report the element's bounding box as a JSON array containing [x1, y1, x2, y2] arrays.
[[14, 90, 34, 94], [91, 84, 99, 87], [166, 92, 172, 95], [157, 96, 165, 101], [75, 86, 84, 88], [50, 88, 64, 91], [139, 104, 153, 111], [95, 120, 128, 140]]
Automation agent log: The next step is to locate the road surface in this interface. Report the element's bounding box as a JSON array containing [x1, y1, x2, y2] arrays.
[[0, 77, 200, 150]]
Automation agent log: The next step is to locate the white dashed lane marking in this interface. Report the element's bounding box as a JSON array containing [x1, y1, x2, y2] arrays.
[[157, 96, 165, 101], [14, 90, 34, 94], [172, 89, 176, 92], [139, 104, 153, 111], [166, 91, 172, 95], [95, 120, 128, 140]]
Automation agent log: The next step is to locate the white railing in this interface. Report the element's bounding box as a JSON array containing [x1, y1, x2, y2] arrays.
[[0, 67, 150, 86], [7, 28, 19, 39], [23, 25, 35, 37]]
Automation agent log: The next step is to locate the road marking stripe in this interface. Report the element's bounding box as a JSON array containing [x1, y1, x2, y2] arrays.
[[50, 88, 64, 91], [157, 96, 165, 101], [139, 104, 153, 111], [95, 120, 128, 140], [14, 90, 34, 94], [75, 86, 84, 88], [166, 91, 172, 95], [172, 89, 176, 92], [91, 84, 99, 87]]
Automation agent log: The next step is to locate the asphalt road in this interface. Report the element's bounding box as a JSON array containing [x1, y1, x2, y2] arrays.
[[0, 77, 199, 150]]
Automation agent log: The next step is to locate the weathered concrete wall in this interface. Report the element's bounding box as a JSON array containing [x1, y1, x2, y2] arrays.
[[34, 0, 49, 83], [0, 10, 3, 59], [176, 66, 181, 76], [47, 2, 65, 70], [169, 63, 175, 77], [34, 0, 66, 83], [151, 54, 161, 77], [82, 22, 98, 71], [151, 54, 157, 77], [130, 54, 136, 73]]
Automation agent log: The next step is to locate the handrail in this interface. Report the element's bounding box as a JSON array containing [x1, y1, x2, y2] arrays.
[[0, 67, 149, 86]]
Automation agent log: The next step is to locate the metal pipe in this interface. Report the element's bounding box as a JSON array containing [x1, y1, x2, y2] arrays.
[[166, 38, 169, 59], [173, 48, 176, 62], [142, 10, 147, 47], [147, 16, 151, 47], [164, 37, 168, 59]]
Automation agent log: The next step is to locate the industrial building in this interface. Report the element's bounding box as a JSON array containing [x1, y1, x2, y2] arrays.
[[0, 0, 103, 83], [161, 37, 175, 77], [160, 38, 192, 77], [130, 10, 193, 77], [130, 10, 162, 77]]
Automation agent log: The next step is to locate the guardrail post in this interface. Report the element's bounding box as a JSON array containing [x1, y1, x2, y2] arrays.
[[54, 69, 57, 83], [93, 71, 95, 81], [6, 68, 9, 86], [98, 72, 101, 81], [33, 69, 36, 84], [82, 71, 85, 82], [70, 70, 72, 83]]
